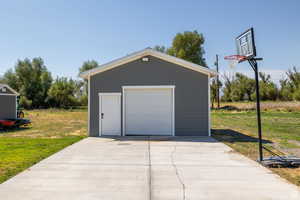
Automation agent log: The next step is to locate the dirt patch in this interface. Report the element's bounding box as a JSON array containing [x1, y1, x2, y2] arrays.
[[284, 149, 300, 157], [271, 141, 300, 157], [227, 149, 237, 154], [69, 130, 85, 136], [0, 169, 5, 177], [289, 140, 300, 147]]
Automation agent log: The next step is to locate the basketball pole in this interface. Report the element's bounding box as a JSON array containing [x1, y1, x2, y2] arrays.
[[248, 58, 263, 162]]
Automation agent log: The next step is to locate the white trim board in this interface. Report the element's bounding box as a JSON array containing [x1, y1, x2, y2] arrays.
[[172, 87, 175, 136], [122, 87, 125, 136], [122, 85, 175, 89], [208, 75, 211, 136], [0, 93, 18, 96], [88, 76, 91, 134], [80, 48, 217, 79], [98, 93, 122, 96], [122, 85, 175, 136]]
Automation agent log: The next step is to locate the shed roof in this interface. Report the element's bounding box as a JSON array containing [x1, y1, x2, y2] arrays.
[[0, 84, 19, 96]]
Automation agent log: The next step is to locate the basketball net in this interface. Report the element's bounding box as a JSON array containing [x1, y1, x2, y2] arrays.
[[224, 55, 247, 69], [228, 59, 239, 69]]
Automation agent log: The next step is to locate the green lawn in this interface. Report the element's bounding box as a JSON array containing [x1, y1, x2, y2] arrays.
[[212, 110, 300, 187], [0, 109, 87, 183], [0, 137, 84, 183]]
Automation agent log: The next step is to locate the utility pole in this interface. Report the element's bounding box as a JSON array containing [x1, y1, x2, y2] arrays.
[[215, 54, 220, 109]]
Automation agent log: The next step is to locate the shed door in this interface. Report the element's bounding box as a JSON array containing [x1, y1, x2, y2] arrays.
[[124, 87, 174, 136], [99, 93, 121, 136]]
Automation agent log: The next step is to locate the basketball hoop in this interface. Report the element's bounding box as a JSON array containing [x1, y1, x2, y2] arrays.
[[224, 55, 247, 69], [224, 28, 267, 162]]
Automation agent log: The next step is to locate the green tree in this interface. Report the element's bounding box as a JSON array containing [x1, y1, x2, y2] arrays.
[[153, 45, 167, 53], [79, 60, 99, 75], [221, 73, 234, 102], [279, 79, 293, 101], [167, 30, 207, 66], [222, 72, 279, 102], [78, 60, 99, 106], [48, 77, 78, 108], [279, 67, 300, 101], [210, 78, 222, 108], [17, 58, 52, 108], [222, 73, 255, 102], [231, 73, 255, 101], [2, 58, 52, 108], [73, 80, 86, 105], [19, 96, 32, 109], [1, 69, 19, 90], [253, 72, 278, 101], [293, 89, 300, 101]]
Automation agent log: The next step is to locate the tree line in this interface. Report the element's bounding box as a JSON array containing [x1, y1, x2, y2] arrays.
[[0, 58, 99, 109], [211, 67, 300, 108]]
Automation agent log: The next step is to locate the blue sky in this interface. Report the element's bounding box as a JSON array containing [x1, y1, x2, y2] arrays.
[[0, 0, 299, 82]]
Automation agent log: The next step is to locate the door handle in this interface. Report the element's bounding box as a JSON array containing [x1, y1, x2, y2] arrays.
[[101, 113, 104, 119]]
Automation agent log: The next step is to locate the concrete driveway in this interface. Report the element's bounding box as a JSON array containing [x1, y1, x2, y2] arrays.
[[0, 137, 299, 200]]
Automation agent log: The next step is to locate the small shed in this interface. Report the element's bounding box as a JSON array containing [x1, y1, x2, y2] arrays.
[[80, 48, 217, 137], [0, 84, 19, 119]]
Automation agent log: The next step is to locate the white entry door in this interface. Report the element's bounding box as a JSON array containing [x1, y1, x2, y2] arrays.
[[123, 86, 175, 136], [99, 93, 121, 136]]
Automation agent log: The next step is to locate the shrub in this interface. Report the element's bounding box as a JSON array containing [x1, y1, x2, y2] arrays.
[[19, 96, 32, 109]]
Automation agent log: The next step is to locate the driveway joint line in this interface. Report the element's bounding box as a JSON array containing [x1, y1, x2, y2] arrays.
[[171, 142, 186, 200], [147, 136, 152, 200]]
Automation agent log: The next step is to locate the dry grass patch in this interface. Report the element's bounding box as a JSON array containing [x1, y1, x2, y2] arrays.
[[0, 109, 87, 138], [219, 101, 300, 112]]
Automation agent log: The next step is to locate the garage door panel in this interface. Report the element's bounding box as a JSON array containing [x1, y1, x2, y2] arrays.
[[126, 115, 171, 135], [124, 88, 173, 136]]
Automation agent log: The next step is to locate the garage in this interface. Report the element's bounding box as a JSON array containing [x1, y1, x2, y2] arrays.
[[123, 86, 174, 136], [80, 48, 217, 137]]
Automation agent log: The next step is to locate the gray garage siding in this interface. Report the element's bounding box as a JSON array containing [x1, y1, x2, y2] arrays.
[[90, 56, 209, 136], [0, 95, 16, 119]]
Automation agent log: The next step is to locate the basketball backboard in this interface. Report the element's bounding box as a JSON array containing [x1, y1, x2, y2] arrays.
[[236, 28, 256, 60]]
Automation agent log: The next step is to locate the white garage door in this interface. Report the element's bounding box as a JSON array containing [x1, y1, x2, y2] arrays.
[[123, 86, 174, 136]]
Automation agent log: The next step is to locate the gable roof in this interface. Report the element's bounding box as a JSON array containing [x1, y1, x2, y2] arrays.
[[79, 48, 217, 79], [0, 84, 19, 96]]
